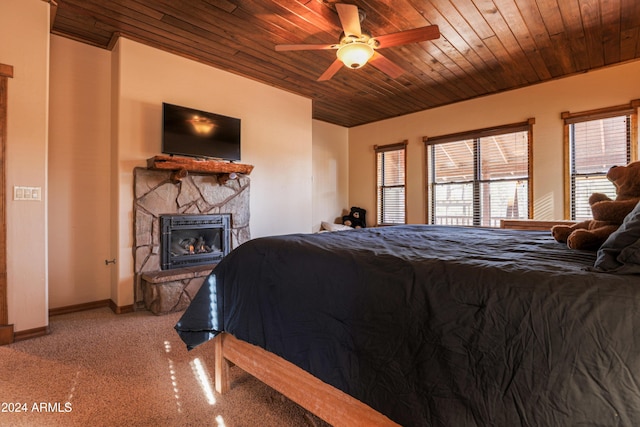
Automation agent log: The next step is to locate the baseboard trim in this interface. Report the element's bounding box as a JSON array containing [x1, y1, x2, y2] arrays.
[[6, 299, 136, 344], [49, 299, 112, 317], [109, 300, 134, 314], [49, 299, 136, 316], [14, 325, 50, 342]]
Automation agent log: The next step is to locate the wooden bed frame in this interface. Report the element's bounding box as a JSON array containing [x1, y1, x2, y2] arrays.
[[212, 220, 575, 426], [214, 332, 399, 426]]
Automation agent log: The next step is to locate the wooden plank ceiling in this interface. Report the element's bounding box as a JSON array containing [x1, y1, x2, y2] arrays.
[[50, 0, 640, 128]]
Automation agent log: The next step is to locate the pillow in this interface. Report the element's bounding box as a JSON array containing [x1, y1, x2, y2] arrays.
[[592, 200, 640, 274], [320, 221, 353, 232]]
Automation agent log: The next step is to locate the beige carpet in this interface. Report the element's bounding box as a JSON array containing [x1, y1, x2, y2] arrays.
[[0, 308, 330, 427]]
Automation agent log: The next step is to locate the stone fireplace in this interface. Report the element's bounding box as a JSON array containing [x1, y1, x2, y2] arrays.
[[133, 164, 251, 314]]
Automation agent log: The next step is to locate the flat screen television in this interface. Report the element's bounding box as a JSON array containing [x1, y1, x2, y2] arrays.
[[162, 102, 241, 161]]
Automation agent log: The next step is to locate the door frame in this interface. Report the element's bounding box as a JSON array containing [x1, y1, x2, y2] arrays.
[[0, 63, 13, 344]]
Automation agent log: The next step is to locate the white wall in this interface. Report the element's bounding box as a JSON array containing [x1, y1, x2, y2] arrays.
[[312, 120, 349, 231], [48, 36, 112, 309], [111, 38, 314, 307], [349, 61, 640, 224], [0, 0, 49, 332]]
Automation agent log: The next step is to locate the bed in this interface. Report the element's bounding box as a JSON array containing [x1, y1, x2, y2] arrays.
[[175, 208, 640, 426]]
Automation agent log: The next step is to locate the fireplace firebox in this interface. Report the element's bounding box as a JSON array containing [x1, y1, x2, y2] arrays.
[[160, 214, 231, 270]]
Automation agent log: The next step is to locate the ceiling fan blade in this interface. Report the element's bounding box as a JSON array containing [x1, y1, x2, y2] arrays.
[[276, 43, 337, 52], [374, 25, 440, 48], [335, 3, 362, 37], [369, 51, 404, 79], [318, 58, 344, 81]]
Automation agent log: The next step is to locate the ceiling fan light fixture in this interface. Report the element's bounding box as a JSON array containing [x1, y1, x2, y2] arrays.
[[337, 42, 374, 69]]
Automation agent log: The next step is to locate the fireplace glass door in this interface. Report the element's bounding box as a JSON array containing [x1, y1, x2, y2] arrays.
[[160, 214, 230, 270]]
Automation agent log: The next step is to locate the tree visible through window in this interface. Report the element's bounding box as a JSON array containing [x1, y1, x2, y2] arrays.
[[562, 102, 639, 221], [376, 142, 407, 225], [423, 120, 533, 227]]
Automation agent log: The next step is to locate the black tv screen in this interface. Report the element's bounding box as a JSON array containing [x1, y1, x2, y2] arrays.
[[162, 102, 241, 161]]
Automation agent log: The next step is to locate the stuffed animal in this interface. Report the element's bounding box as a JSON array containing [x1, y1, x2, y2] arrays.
[[552, 161, 640, 250], [342, 206, 367, 228]]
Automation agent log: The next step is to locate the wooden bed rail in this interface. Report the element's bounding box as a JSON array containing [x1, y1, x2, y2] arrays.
[[214, 332, 400, 427], [500, 219, 575, 231]]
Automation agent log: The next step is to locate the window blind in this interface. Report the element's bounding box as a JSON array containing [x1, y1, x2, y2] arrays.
[[568, 115, 631, 220], [376, 142, 406, 225], [563, 100, 639, 220], [425, 121, 532, 227]]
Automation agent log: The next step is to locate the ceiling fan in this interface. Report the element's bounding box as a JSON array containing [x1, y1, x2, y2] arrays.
[[275, 3, 440, 81]]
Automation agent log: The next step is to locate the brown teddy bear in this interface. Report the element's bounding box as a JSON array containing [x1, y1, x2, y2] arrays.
[[552, 161, 640, 250]]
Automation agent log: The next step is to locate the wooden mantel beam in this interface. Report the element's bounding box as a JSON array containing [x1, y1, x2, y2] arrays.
[[147, 155, 254, 176]]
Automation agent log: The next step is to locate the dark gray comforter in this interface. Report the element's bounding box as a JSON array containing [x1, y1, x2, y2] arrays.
[[175, 225, 640, 426]]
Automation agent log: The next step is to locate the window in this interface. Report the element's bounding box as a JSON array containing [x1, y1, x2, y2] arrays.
[[376, 141, 407, 225], [562, 101, 639, 220], [423, 120, 533, 227]]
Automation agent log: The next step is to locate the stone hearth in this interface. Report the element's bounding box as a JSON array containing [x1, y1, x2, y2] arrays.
[[133, 166, 250, 314]]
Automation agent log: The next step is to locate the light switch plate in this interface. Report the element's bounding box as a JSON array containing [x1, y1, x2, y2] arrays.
[[14, 186, 42, 201]]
